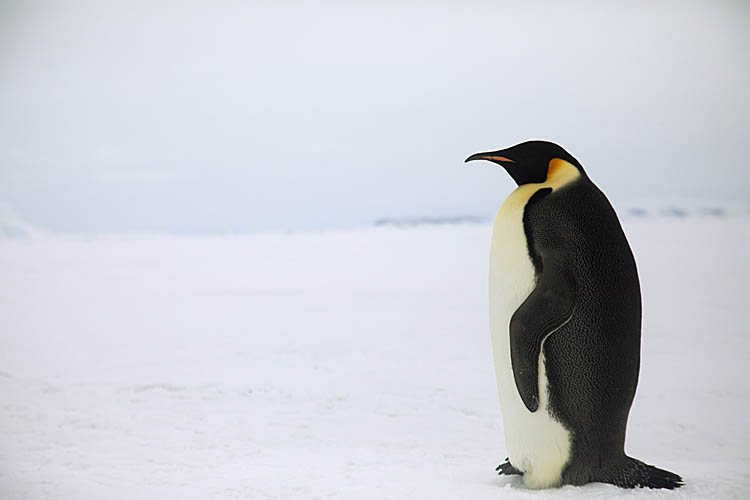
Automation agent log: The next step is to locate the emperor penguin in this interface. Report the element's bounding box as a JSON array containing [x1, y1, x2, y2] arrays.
[[465, 141, 682, 489]]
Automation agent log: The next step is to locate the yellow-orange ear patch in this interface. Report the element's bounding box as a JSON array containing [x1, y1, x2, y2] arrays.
[[547, 158, 567, 179], [545, 158, 580, 189]]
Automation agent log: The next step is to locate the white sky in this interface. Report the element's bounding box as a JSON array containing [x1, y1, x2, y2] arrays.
[[1, 1, 748, 234]]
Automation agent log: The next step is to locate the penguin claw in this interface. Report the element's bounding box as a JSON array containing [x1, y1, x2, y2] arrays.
[[496, 458, 523, 476]]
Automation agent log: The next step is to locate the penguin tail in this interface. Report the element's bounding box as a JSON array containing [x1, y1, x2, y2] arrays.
[[602, 456, 683, 489]]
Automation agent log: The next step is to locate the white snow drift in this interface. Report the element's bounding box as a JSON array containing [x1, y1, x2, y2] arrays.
[[0, 217, 748, 499]]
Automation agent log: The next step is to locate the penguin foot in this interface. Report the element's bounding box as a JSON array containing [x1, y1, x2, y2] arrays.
[[496, 458, 523, 476]]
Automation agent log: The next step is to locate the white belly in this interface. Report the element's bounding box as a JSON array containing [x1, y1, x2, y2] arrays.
[[489, 187, 572, 489]]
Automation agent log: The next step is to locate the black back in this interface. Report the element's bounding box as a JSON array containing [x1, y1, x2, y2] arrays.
[[523, 176, 642, 483]]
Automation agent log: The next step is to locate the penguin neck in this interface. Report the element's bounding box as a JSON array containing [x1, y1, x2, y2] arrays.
[[499, 159, 581, 214]]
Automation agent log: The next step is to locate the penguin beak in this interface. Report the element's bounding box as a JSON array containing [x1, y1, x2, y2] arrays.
[[465, 149, 530, 186], [464, 151, 516, 165]]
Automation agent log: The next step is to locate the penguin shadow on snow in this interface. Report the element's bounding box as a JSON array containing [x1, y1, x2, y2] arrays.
[[491, 470, 684, 498]]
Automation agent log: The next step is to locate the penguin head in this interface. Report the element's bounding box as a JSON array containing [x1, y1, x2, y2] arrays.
[[465, 140, 584, 186]]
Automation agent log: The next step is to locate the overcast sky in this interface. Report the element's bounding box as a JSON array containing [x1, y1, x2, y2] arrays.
[[1, 1, 748, 234]]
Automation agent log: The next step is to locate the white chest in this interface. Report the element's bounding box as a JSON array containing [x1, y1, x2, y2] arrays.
[[488, 178, 574, 489]]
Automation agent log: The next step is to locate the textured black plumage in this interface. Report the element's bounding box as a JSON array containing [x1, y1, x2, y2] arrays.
[[524, 175, 682, 488]]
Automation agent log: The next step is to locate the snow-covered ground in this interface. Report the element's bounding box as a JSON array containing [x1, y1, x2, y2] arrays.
[[0, 217, 748, 499]]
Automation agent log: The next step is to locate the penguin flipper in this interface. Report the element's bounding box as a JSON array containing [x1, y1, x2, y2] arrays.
[[509, 256, 576, 412]]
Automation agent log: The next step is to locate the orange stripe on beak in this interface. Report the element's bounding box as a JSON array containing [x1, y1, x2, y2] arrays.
[[483, 156, 514, 163]]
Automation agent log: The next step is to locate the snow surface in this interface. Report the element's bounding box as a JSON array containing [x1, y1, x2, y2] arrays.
[[1, 217, 748, 499]]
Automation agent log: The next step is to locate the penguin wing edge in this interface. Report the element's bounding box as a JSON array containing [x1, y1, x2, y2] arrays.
[[509, 262, 577, 412]]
